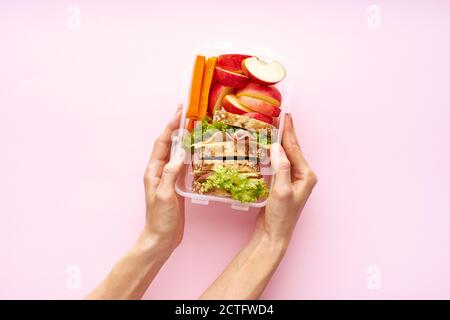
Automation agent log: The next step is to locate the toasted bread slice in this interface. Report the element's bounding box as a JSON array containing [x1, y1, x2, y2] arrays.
[[192, 158, 260, 175], [213, 110, 274, 131]]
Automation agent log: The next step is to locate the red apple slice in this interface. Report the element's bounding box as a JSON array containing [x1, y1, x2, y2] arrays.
[[242, 112, 273, 125], [217, 54, 253, 73], [241, 57, 286, 85], [238, 96, 281, 117], [222, 94, 253, 115], [214, 67, 249, 89], [236, 83, 281, 107], [208, 83, 234, 114]]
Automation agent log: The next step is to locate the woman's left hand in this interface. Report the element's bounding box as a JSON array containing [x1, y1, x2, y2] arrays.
[[142, 106, 186, 252]]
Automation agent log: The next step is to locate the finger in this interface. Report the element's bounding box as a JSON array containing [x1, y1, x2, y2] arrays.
[[270, 143, 291, 188], [282, 114, 318, 193], [282, 114, 311, 178], [144, 161, 163, 192], [149, 106, 183, 165], [157, 146, 186, 194], [175, 164, 187, 211], [144, 106, 183, 192], [175, 103, 183, 113]]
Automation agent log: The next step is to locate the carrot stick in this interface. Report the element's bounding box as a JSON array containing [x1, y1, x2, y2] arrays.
[[198, 57, 217, 120], [186, 55, 206, 119], [187, 118, 196, 132]]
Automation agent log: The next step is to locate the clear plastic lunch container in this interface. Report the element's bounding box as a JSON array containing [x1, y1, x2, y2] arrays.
[[172, 42, 292, 211]]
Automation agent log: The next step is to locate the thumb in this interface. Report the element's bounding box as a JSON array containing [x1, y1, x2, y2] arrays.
[[158, 146, 186, 193], [270, 143, 291, 188]]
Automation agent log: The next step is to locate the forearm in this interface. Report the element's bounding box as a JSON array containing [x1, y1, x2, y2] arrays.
[[200, 230, 288, 300], [85, 231, 173, 300]]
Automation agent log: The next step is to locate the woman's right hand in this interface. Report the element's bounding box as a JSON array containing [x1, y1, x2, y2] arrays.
[[255, 114, 318, 249]]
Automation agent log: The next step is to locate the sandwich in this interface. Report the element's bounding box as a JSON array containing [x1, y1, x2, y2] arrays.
[[188, 110, 274, 203]]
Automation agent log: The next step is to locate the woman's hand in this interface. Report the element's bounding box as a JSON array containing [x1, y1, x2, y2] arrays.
[[200, 113, 317, 300], [86, 106, 185, 300], [256, 113, 317, 249], [142, 106, 186, 252]]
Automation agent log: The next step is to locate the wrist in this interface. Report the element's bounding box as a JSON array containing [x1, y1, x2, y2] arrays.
[[136, 230, 175, 260], [252, 229, 289, 258], [253, 223, 291, 254]]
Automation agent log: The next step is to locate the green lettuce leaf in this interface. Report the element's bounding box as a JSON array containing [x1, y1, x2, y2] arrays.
[[183, 118, 233, 150], [201, 167, 269, 203]]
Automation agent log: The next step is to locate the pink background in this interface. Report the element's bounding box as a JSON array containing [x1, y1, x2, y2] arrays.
[[1, 0, 449, 299]]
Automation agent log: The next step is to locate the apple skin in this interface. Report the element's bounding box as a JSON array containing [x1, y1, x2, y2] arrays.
[[222, 94, 253, 115], [238, 96, 281, 117], [241, 57, 286, 85], [236, 83, 281, 107], [217, 54, 253, 72], [214, 67, 249, 89], [208, 83, 234, 115], [242, 112, 273, 125]]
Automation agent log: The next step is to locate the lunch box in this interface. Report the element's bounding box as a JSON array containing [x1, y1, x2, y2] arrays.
[[172, 42, 292, 211]]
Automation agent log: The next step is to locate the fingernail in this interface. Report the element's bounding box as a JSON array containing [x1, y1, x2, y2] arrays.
[[171, 109, 182, 123], [173, 109, 182, 119], [286, 113, 293, 123]]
